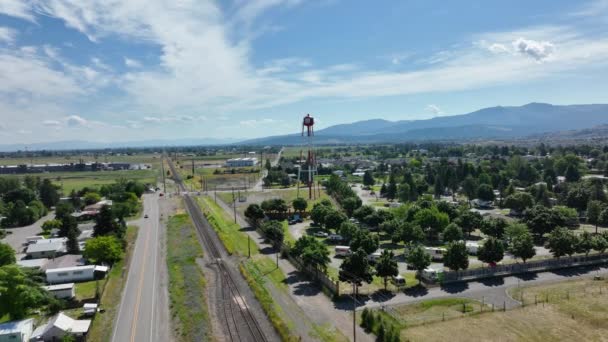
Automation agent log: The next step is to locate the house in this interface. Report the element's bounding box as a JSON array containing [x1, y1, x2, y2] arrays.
[[43, 283, 75, 299], [30, 313, 91, 341], [26, 242, 65, 259], [46, 265, 107, 284], [0, 318, 34, 342]]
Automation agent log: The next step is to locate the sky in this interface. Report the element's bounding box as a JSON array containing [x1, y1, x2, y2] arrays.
[[1, 0, 608, 145]]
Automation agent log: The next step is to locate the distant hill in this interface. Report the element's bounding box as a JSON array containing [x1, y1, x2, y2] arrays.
[[0, 137, 237, 152], [240, 103, 608, 145]]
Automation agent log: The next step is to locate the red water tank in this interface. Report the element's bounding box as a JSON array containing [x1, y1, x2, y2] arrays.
[[303, 114, 314, 127]]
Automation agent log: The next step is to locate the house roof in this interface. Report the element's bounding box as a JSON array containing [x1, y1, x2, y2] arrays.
[[43, 283, 75, 291], [17, 258, 49, 269], [27, 242, 63, 254], [35, 313, 91, 337], [46, 265, 95, 274], [0, 318, 34, 335]]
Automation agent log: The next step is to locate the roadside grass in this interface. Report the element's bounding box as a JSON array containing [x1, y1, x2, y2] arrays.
[[166, 213, 212, 341], [197, 196, 259, 255], [240, 260, 299, 342], [87, 225, 138, 342], [309, 323, 349, 342], [401, 278, 608, 341], [74, 280, 98, 301]]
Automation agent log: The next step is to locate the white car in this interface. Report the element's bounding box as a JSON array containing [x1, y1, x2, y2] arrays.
[[313, 231, 329, 238]]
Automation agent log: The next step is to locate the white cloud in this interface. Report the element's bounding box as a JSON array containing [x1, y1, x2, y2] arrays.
[[0, 0, 35, 21], [513, 38, 555, 61], [239, 118, 281, 128], [487, 43, 509, 54], [0, 26, 17, 44], [124, 57, 142, 68], [66, 115, 88, 127], [425, 104, 443, 115], [43, 120, 61, 127]]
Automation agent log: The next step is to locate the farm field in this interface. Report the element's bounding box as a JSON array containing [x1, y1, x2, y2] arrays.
[[399, 277, 608, 341]]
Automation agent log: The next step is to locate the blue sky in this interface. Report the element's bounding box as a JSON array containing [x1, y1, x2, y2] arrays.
[[0, 0, 608, 144]]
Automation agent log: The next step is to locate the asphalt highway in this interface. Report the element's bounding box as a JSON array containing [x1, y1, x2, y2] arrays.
[[111, 194, 170, 342]]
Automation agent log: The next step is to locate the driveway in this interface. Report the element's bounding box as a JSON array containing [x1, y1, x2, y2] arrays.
[[2, 212, 55, 255]]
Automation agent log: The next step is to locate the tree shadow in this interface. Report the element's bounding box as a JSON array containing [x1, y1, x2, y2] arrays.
[[259, 246, 276, 255], [513, 272, 538, 281], [440, 281, 469, 294], [370, 289, 396, 302], [292, 281, 322, 297], [403, 284, 430, 297], [478, 277, 505, 287]]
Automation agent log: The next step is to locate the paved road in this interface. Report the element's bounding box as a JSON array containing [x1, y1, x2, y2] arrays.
[[2, 212, 55, 255], [111, 194, 170, 342]]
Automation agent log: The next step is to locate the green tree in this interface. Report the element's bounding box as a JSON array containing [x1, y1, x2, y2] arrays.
[[504, 223, 530, 244], [83, 236, 124, 265], [265, 158, 272, 172], [83, 192, 102, 205], [244, 204, 265, 228], [59, 215, 79, 238], [577, 231, 594, 256], [94, 205, 119, 237], [292, 236, 331, 271], [504, 192, 534, 214], [480, 217, 508, 239], [292, 197, 307, 214], [386, 174, 397, 200], [406, 245, 431, 284], [353, 205, 375, 222], [363, 171, 375, 187], [594, 234, 608, 254], [414, 207, 449, 240], [442, 223, 463, 243], [0, 242, 16, 266], [39, 179, 60, 208], [455, 210, 482, 238], [310, 203, 331, 228], [350, 230, 379, 255], [66, 228, 80, 254], [565, 164, 581, 182], [600, 208, 608, 227], [341, 196, 362, 217], [443, 242, 469, 271], [375, 250, 398, 290], [324, 210, 347, 231], [477, 237, 504, 265], [337, 221, 359, 242], [0, 265, 47, 319], [509, 231, 536, 263], [547, 227, 577, 258], [586, 200, 603, 234], [339, 249, 374, 287], [477, 183, 495, 202], [523, 205, 565, 240], [260, 220, 284, 247], [462, 176, 479, 204], [395, 222, 425, 245], [42, 219, 63, 233]]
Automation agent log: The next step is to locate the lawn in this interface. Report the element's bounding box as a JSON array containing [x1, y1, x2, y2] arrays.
[[75, 280, 99, 301], [400, 277, 608, 341], [166, 213, 212, 341], [87, 225, 138, 342]]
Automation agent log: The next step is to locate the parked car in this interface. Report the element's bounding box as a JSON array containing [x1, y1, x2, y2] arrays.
[[327, 234, 344, 243], [334, 246, 351, 257], [144, 214, 149, 218], [313, 231, 329, 238], [391, 275, 406, 287]]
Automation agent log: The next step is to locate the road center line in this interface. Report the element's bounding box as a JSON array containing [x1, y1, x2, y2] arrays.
[[130, 218, 152, 342]]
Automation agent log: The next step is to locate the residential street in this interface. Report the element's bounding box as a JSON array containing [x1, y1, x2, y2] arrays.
[[2, 211, 55, 257], [111, 194, 170, 342]]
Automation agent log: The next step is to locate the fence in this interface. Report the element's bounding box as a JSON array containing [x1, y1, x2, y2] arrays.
[[435, 253, 608, 283]]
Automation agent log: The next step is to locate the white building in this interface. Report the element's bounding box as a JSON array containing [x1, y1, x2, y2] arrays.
[[31, 313, 91, 341], [45, 265, 107, 284], [0, 318, 34, 342], [43, 283, 75, 299], [16, 258, 49, 270], [225, 157, 258, 168]]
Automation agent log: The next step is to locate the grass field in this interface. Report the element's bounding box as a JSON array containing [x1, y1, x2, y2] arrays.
[[400, 277, 608, 341], [75, 280, 99, 301], [87, 225, 138, 342], [0, 153, 163, 167], [166, 213, 212, 341], [0, 169, 158, 194]]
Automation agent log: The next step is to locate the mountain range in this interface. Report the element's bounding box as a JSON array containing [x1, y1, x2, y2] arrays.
[[241, 103, 608, 145]]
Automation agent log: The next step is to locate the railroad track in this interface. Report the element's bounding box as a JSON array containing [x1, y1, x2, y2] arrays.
[[166, 157, 269, 342]]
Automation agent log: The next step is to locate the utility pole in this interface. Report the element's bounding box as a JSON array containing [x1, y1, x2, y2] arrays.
[[352, 282, 357, 342], [191, 158, 195, 177], [231, 187, 237, 223], [161, 157, 166, 193]]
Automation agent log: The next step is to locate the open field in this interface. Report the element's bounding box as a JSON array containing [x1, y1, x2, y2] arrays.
[[75, 280, 98, 301], [1, 169, 158, 194], [87, 225, 138, 342], [0, 153, 163, 167], [166, 213, 212, 341], [399, 277, 608, 341]]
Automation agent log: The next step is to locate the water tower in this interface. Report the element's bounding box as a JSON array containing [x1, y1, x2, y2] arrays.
[[298, 114, 317, 199]]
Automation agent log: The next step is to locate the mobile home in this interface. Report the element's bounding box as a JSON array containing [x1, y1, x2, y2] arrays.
[[424, 247, 446, 261], [334, 246, 351, 257]]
